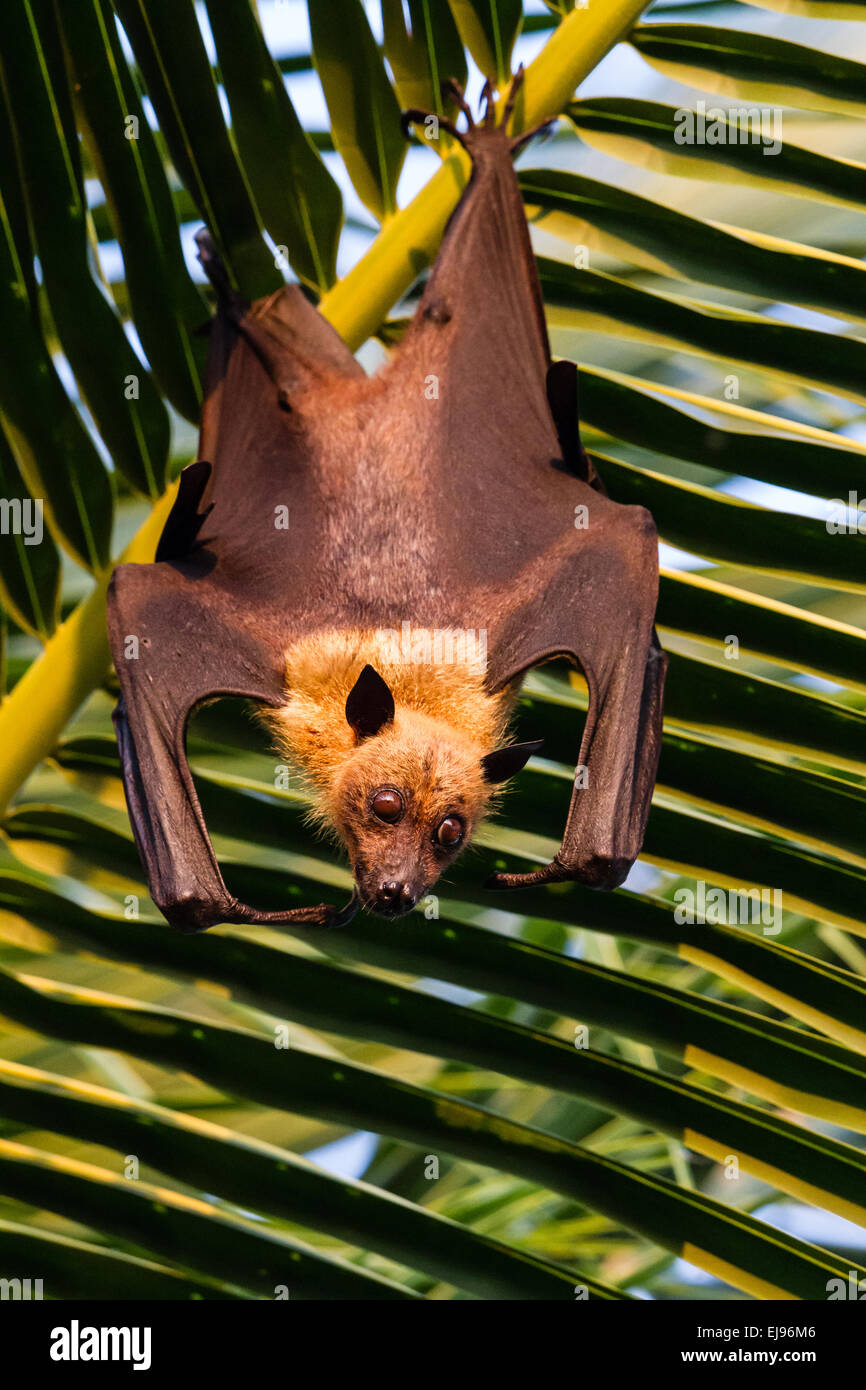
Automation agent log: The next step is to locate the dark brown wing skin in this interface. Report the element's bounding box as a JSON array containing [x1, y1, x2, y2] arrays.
[[108, 288, 364, 930], [107, 90, 667, 930]]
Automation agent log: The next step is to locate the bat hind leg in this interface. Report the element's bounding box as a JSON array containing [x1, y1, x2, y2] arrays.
[[402, 76, 479, 147]]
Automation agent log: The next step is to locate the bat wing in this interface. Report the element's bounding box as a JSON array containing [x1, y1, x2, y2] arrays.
[[184, 255, 365, 595], [391, 91, 667, 893], [482, 502, 668, 894], [107, 270, 363, 931], [109, 559, 358, 932]]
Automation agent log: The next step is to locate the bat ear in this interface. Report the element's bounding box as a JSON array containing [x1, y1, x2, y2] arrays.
[[346, 664, 396, 740], [481, 739, 543, 784]]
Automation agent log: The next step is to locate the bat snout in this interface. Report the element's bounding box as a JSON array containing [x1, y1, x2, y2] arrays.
[[353, 859, 426, 919], [372, 879, 418, 919]]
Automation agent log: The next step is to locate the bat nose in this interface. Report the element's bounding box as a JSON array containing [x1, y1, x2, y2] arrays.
[[377, 881, 417, 914]]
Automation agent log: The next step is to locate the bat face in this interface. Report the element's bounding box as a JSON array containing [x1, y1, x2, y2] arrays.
[[319, 664, 490, 917], [331, 721, 490, 918], [316, 665, 545, 919]]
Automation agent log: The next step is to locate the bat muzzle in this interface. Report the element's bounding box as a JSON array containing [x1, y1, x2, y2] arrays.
[[369, 879, 419, 919]]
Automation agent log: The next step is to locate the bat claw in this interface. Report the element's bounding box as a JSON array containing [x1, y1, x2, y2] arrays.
[[481, 65, 557, 152], [502, 65, 525, 128], [401, 107, 463, 147], [509, 117, 558, 156], [195, 227, 244, 314], [321, 890, 362, 929], [403, 71, 543, 156], [441, 77, 474, 126], [481, 77, 496, 127]]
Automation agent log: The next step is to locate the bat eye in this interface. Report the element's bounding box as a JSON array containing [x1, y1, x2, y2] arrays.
[[371, 789, 404, 824], [435, 815, 464, 849]]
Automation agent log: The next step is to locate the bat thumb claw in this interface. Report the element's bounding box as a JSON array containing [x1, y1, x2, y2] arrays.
[[322, 890, 362, 929]]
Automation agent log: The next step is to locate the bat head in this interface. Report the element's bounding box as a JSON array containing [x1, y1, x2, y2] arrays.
[[331, 665, 540, 919]]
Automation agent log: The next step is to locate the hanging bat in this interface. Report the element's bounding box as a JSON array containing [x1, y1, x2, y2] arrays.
[[106, 76, 667, 933]]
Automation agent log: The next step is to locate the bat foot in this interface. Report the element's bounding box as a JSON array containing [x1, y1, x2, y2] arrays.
[[402, 76, 472, 147], [195, 228, 244, 314], [402, 66, 554, 158], [401, 106, 465, 148]]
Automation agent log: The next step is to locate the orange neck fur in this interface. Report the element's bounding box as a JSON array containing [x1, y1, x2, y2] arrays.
[[260, 628, 513, 827]]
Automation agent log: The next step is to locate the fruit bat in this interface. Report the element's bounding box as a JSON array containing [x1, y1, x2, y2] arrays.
[[106, 77, 667, 934]]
